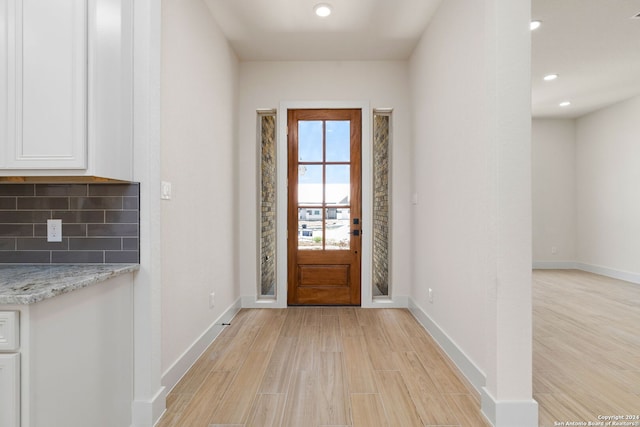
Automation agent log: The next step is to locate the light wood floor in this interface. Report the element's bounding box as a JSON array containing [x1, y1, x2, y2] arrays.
[[533, 269, 640, 427], [157, 307, 489, 427]]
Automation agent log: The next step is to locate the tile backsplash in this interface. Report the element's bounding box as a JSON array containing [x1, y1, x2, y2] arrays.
[[0, 183, 139, 264]]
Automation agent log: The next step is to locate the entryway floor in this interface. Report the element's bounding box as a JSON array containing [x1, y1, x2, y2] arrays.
[[157, 307, 488, 426]]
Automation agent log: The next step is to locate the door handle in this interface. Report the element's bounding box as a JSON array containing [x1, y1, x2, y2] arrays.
[[352, 229, 361, 236]]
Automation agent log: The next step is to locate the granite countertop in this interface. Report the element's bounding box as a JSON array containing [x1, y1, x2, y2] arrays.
[[0, 264, 139, 305]]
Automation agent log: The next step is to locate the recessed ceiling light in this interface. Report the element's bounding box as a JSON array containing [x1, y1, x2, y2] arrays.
[[314, 3, 332, 17], [543, 74, 559, 81], [530, 20, 542, 30], [559, 101, 571, 107]]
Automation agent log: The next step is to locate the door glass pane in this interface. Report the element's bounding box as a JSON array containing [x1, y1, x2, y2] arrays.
[[325, 208, 350, 250], [298, 165, 323, 205], [298, 121, 323, 162], [298, 208, 323, 250], [326, 120, 350, 162], [326, 165, 350, 205]]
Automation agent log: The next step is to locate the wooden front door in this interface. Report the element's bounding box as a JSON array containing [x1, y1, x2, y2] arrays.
[[287, 109, 362, 305]]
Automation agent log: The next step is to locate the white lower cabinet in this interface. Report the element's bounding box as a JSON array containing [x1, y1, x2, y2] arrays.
[[0, 352, 20, 427], [0, 311, 20, 427]]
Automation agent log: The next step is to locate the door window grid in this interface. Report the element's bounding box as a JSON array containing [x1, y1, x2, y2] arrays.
[[297, 120, 351, 251]]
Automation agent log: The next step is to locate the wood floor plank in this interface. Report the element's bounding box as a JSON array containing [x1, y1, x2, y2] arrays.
[[350, 393, 390, 427], [209, 351, 271, 425], [174, 371, 235, 427], [394, 351, 459, 426], [316, 352, 350, 426], [212, 324, 262, 372], [338, 307, 363, 337], [259, 336, 297, 393], [444, 393, 490, 427], [281, 369, 317, 427], [245, 393, 286, 427], [250, 312, 286, 353], [361, 324, 396, 370], [374, 370, 423, 427], [319, 315, 342, 352], [342, 336, 377, 393]]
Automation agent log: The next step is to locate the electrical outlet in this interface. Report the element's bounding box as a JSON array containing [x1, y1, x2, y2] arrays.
[[551, 246, 558, 255], [209, 292, 215, 308], [428, 288, 434, 303], [47, 219, 62, 242]]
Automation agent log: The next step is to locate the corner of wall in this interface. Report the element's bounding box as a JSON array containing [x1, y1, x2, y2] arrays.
[[161, 298, 242, 393], [481, 388, 539, 427]]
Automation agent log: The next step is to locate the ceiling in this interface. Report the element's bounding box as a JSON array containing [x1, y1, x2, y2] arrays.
[[205, 0, 640, 119], [203, 0, 442, 60], [532, 0, 640, 118]]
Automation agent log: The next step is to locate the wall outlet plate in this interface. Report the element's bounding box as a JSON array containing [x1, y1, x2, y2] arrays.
[[47, 219, 62, 242]]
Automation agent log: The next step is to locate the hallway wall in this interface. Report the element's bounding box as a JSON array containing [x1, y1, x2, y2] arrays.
[[410, 0, 535, 425], [161, 0, 240, 375], [532, 119, 576, 264], [576, 95, 640, 279]]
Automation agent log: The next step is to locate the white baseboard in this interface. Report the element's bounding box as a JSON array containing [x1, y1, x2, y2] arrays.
[[408, 297, 486, 395], [241, 295, 286, 308], [132, 385, 166, 427], [577, 262, 640, 285], [533, 261, 640, 285], [161, 297, 242, 394], [364, 295, 409, 308], [481, 387, 539, 427], [532, 261, 577, 269]]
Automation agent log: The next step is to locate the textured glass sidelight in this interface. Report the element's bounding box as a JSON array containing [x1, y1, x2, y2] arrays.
[[373, 112, 390, 297], [260, 113, 277, 297]]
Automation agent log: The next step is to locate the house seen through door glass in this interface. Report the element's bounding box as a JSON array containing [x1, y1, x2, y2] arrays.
[[297, 120, 351, 251]]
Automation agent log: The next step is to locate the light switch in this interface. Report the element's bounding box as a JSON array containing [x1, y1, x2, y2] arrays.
[[161, 181, 172, 200], [412, 193, 419, 205], [47, 219, 62, 242]]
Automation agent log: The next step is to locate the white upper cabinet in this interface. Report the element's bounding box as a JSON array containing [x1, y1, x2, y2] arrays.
[[0, 0, 133, 180]]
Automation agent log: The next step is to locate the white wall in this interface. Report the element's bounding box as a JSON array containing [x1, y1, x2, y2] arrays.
[[161, 0, 239, 375], [575, 95, 640, 278], [237, 61, 413, 301], [410, 0, 535, 425], [532, 119, 576, 265]]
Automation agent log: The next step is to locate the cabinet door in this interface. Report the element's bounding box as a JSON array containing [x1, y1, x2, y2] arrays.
[[7, 0, 87, 169], [0, 0, 9, 168], [0, 353, 20, 427]]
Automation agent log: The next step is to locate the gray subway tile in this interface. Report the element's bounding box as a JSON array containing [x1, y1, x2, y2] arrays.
[[0, 198, 16, 209], [52, 251, 104, 263], [69, 238, 121, 251], [88, 223, 138, 237], [17, 238, 68, 251], [36, 184, 88, 197], [0, 184, 35, 196], [122, 238, 139, 251], [18, 197, 69, 210], [0, 211, 50, 223], [105, 211, 138, 223], [69, 197, 123, 210], [0, 224, 33, 237], [51, 210, 105, 224], [123, 197, 139, 210], [88, 183, 139, 197], [0, 238, 15, 250], [105, 251, 139, 263], [0, 251, 50, 263]]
